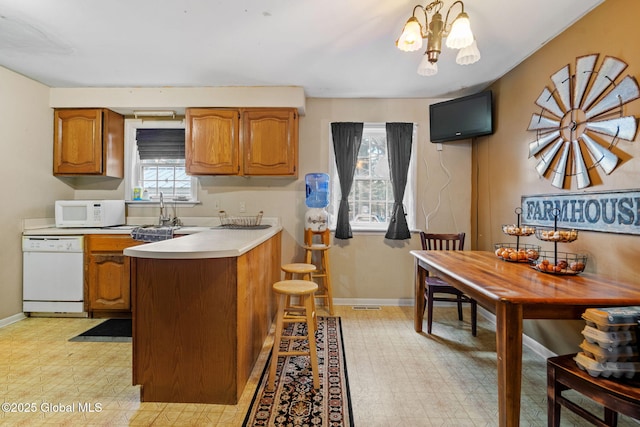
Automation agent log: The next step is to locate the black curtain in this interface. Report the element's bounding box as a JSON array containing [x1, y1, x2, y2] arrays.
[[385, 123, 413, 240], [331, 122, 363, 239]]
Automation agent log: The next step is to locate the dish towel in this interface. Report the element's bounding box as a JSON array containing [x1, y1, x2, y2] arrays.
[[130, 227, 174, 242]]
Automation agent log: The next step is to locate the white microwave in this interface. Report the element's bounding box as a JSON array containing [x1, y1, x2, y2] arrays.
[[55, 200, 126, 228]]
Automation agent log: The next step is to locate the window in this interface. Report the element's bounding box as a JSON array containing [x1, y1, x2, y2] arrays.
[[124, 119, 198, 203], [328, 123, 417, 231]]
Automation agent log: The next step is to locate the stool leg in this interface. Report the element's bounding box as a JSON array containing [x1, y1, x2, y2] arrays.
[[268, 294, 286, 391], [321, 250, 334, 315], [304, 294, 320, 390], [547, 363, 561, 427]]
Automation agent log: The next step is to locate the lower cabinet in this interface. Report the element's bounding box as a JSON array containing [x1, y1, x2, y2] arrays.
[[85, 235, 143, 317]]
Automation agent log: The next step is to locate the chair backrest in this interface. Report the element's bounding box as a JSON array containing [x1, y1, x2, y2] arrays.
[[419, 232, 465, 251]]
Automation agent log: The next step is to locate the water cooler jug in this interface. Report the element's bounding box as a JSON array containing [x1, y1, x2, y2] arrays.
[[305, 173, 329, 231]]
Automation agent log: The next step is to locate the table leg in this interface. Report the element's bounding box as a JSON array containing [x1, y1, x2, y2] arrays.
[[496, 301, 523, 427], [414, 259, 426, 332]]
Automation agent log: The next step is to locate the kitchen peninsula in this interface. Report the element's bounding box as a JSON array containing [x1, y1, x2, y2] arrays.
[[124, 223, 282, 404]]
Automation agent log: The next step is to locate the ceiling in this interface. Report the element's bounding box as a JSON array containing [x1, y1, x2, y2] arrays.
[[0, 0, 603, 99]]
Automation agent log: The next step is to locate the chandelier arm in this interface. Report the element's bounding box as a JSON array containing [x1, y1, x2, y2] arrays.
[[443, 0, 465, 34], [412, 5, 430, 38]]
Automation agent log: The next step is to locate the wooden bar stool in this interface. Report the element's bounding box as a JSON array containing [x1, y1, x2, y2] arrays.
[[281, 263, 316, 281], [547, 353, 640, 426], [303, 229, 334, 315], [268, 280, 320, 391], [281, 263, 318, 328]]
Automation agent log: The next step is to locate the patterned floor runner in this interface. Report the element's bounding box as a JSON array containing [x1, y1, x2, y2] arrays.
[[243, 316, 353, 427]]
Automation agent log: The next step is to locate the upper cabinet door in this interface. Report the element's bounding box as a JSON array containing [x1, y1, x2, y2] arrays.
[[186, 108, 240, 175], [53, 108, 124, 177], [242, 108, 298, 176], [54, 109, 103, 175]]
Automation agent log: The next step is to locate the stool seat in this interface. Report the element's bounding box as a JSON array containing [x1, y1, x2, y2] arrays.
[[268, 279, 320, 391], [273, 279, 318, 296], [281, 263, 317, 278]]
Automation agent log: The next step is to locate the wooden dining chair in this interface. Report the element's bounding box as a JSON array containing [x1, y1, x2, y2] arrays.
[[419, 232, 477, 336]]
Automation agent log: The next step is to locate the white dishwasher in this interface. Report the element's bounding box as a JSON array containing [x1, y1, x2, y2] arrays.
[[22, 235, 85, 314]]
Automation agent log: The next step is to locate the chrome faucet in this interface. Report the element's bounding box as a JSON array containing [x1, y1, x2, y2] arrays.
[[158, 192, 171, 226]]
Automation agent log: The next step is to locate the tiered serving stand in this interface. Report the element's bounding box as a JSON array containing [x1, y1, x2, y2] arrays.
[[494, 207, 541, 263], [530, 208, 587, 275]]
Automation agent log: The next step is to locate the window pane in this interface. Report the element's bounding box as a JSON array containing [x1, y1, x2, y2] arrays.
[[329, 123, 416, 230]]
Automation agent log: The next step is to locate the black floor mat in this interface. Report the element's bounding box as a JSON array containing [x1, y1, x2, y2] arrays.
[[69, 318, 132, 342]]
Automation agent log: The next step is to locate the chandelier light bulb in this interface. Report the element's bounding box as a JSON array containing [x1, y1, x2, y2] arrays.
[[417, 55, 438, 76], [446, 12, 474, 49], [396, 17, 423, 52], [455, 39, 481, 65]]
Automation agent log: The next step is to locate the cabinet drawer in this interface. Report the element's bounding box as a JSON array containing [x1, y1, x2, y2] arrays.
[[86, 235, 143, 252]]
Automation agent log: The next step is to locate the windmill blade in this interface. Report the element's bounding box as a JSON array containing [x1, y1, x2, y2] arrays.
[[574, 54, 598, 109], [528, 114, 560, 131], [551, 65, 572, 111], [535, 87, 564, 118], [582, 56, 628, 110], [581, 133, 619, 174], [585, 116, 638, 141], [572, 139, 591, 189], [586, 76, 640, 119], [529, 130, 560, 157], [535, 139, 564, 176], [551, 141, 570, 188]]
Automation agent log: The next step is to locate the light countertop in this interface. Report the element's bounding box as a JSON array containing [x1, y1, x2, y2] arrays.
[[123, 224, 282, 259], [22, 216, 282, 260]]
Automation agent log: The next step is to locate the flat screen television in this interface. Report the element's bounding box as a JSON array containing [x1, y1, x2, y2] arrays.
[[429, 90, 493, 143]]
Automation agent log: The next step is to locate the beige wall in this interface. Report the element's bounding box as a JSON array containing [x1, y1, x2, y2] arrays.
[[0, 67, 73, 319], [67, 97, 473, 304], [1, 69, 474, 319], [477, 0, 640, 354]]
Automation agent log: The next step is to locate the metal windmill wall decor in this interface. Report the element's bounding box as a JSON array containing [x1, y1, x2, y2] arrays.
[[527, 54, 639, 189]]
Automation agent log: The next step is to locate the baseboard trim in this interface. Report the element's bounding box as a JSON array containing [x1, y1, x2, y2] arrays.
[[0, 312, 26, 329], [334, 298, 414, 307]]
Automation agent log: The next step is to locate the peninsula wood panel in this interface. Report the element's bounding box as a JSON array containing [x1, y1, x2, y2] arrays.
[[131, 232, 281, 404], [236, 232, 280, 388]]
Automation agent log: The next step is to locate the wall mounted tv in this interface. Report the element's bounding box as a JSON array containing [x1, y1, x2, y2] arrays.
[[429, 90, 494, 143]]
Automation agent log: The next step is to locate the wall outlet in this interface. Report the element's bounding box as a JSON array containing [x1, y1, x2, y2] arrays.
[[239, 201, 246, 212], [436, 143, 443, 151]]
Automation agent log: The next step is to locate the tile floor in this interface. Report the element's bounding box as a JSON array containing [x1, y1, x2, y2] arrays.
[[0, 306, 638, 426]]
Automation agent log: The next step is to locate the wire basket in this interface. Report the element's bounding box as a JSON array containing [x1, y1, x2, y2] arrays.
[[530, 251, 587, 275], [218, 210, 263, 227], [502, 224, 536, 236], [494, 243, 541, 263], [535, 227, 578, 243]]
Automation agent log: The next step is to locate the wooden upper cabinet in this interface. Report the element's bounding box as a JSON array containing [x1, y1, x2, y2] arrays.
[[242, 108, 298, 176], [185, 107, 298, 177], [53, 108, 124, 178], [186, 108, 240, 175]]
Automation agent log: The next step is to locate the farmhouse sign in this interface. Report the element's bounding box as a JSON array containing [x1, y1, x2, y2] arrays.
[[521, 189, 640, 236]]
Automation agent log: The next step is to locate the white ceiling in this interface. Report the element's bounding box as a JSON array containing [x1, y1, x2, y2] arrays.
[[0, 0, 603, 99]]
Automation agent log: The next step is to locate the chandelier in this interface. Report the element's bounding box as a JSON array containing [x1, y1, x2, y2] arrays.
[[396, 0, 480, 76]]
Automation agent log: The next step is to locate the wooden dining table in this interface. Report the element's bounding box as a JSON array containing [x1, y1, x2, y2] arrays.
[[411, 250, 640, 427]]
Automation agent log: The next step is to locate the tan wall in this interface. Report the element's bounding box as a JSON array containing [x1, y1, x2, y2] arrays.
[[0, 67, 74, 319], [69, 97, 473, 303], [476, 0, 640, 354], [2, 73, 473, 319]]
